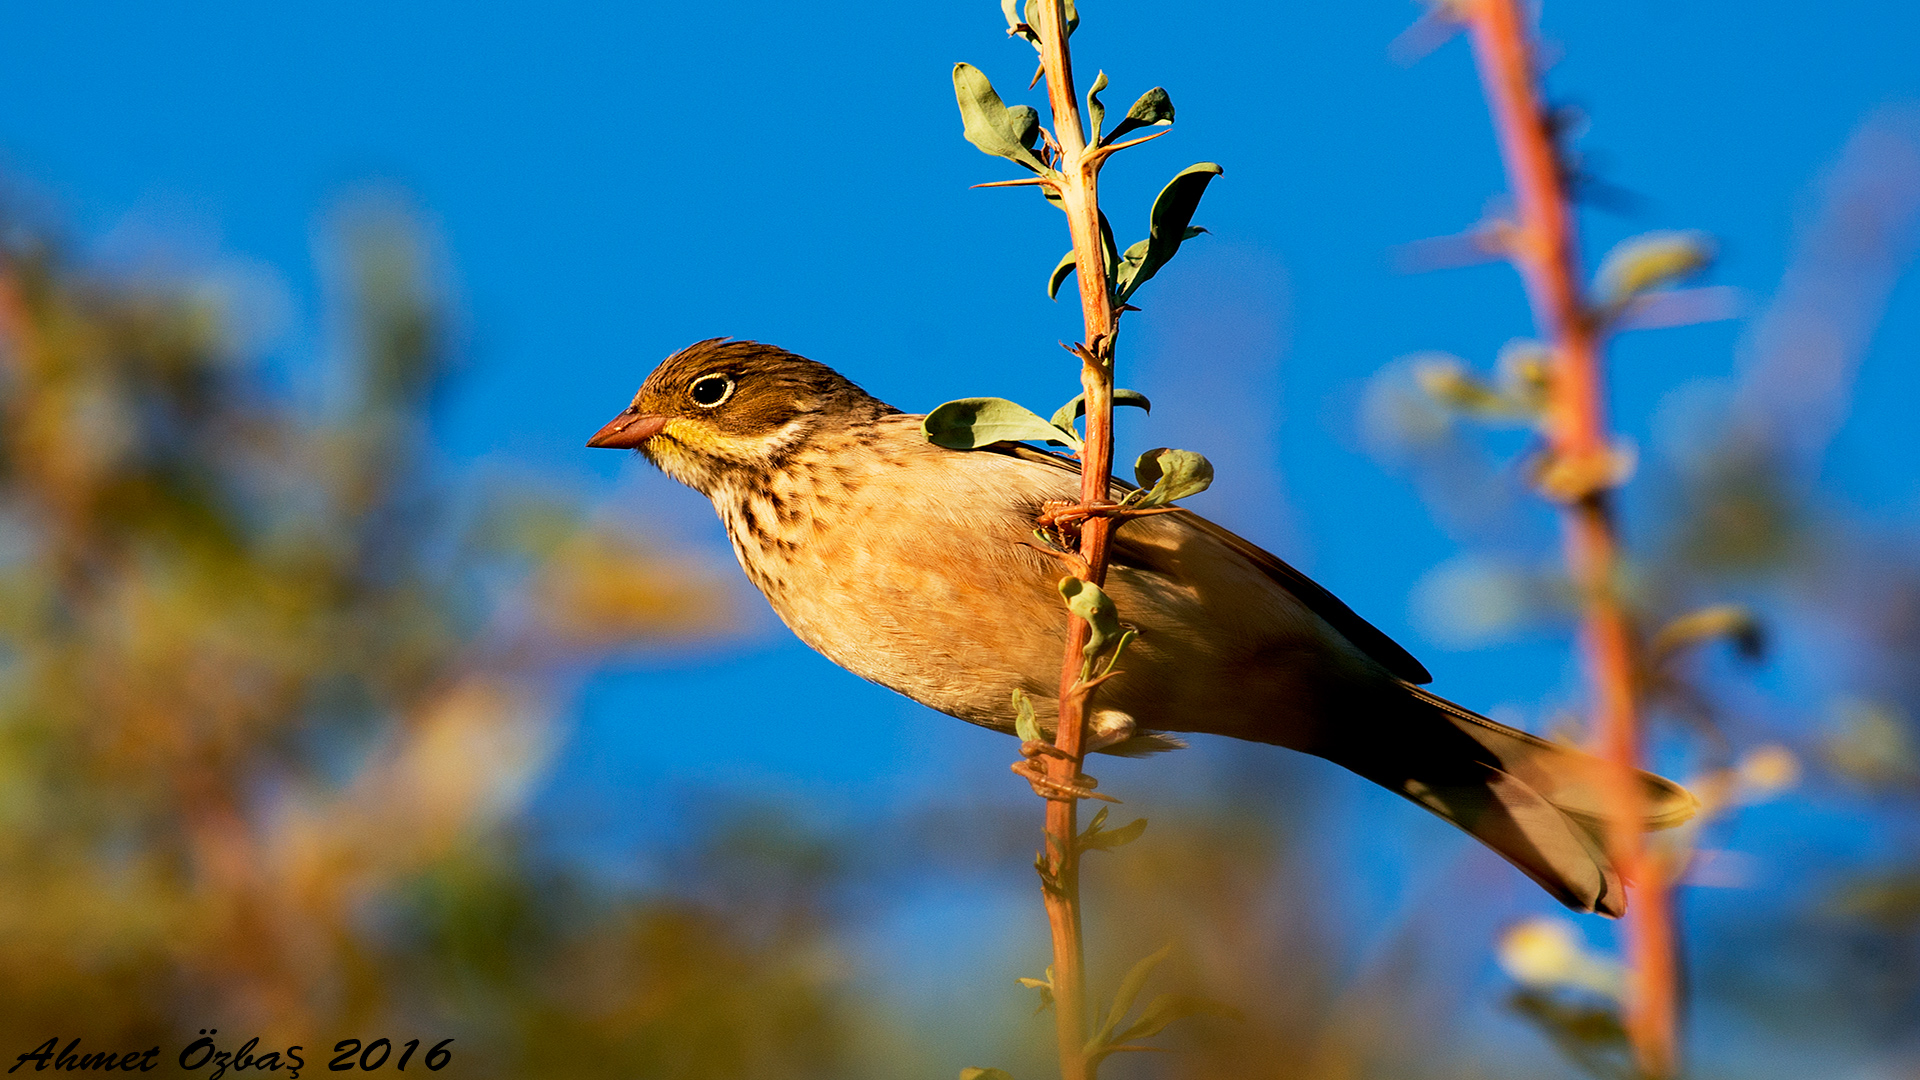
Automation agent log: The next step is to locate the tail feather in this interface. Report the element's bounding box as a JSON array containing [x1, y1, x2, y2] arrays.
[[1404, 684, 1700, 832], [1315, 684, 1698, 918], [1402, 761, 1626, 917]]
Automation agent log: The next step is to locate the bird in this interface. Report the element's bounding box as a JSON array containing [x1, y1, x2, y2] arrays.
[[587, 337, 1696, 917]]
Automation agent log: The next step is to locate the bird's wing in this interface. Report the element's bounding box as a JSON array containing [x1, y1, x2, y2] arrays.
[[996, 442, 1433, 685]]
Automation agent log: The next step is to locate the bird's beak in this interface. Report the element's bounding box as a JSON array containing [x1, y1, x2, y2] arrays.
[[586, 410, 669, 449]]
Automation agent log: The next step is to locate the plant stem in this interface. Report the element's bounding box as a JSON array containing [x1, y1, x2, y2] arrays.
[[1030, 2, 1120, 1077], [1458, 1, 1679, 1075]]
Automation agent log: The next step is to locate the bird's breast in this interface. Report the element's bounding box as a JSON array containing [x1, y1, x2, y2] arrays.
[[707, 429, 1066, 729]]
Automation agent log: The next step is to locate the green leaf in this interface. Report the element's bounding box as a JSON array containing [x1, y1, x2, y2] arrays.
[[1007, 104, 1041, 150], [1414, 355, 1512, 416], [1012, 688, 1043, 743], [1408, 347, 1547, 427], [1099, 627, 1136, 676], [1098, 210, 1120, 280], [1048, 389, 1151, 431], [1507, 989, 1630, 1076], [1090, 944, 1172, 1052], [1016, 970, 1056, 1015], [960, 1069, 1016, 1080], [1109, 993, 1241, 1048], [1082, 815, 1148, 851], [952, 63, 1050, 174], [1115, 163, 1222, 303], [924, 397, 1080, 450], [1131, 447, 1213, 507], [1022, 0, 1079, 38], [1058, 577, 1121, 661], [1047, 249, 1077, 300], [1593, 229, 1715, 311], [1495, 339, 1552, 414], [1649, 604, 1764, 663], [1102, 86, 1174, 145], [1086, 70, 1109, 146], [1114, 237, 1151, 292]]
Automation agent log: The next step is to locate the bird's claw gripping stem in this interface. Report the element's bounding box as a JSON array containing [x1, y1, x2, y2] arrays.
[[1011, 756, 1121, 803], [1020, 738, 1076, 761]]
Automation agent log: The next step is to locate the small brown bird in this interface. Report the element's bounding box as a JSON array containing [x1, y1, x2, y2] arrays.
[[589, 338, 1694, 916]]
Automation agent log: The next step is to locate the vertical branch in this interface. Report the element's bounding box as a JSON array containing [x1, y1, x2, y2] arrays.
[[1030, 2, 1118, 1077], [1459, 1, 1679, 1076], [949, 10, 1217, 1076]]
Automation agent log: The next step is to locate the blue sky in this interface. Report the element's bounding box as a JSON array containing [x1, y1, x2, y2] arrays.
[[4, 0, 1918, 1068]]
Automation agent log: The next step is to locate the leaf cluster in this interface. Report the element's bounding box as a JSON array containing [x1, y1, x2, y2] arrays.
[[0, 207, 746, 1064], [950, 39, 1220, 312], [1592, 230, 1716, 323], [1506, 990, 1638, 1080], [1409, 230, 1716, 505], [1084, 945, 1240, 1066], [962, 940, 1239, 1080], [1076, 805, 1147, 852], [921, 389, 1149, 452], [922, 395, 1214, 511]]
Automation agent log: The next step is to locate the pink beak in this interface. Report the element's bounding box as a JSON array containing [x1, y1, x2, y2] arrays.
[[586, 410, 668, 449]]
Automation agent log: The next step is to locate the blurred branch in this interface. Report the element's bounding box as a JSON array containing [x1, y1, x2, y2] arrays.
[[1733, 110, 1920, 473], [1449, 1, 1680, 1074]]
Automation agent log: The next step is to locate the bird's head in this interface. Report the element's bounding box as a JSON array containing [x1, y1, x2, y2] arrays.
[[586, 339, 894, 493]]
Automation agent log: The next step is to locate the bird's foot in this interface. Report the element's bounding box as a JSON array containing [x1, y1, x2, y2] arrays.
[[1010, 755, 1121, 803], [1020, 738, 1075, 762]]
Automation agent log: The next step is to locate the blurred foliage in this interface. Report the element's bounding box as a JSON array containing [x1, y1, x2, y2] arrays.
[[0, 199, 926, 1077]]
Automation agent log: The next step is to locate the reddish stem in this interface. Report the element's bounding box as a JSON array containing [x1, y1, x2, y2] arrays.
[[1027, 1, 1123, 1077], [1459, 1, 1678, 1075]]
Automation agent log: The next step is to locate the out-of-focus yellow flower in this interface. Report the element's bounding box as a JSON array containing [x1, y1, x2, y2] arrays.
[[1496, 917, 1622, 999], [1734, 744, 1801, 799]]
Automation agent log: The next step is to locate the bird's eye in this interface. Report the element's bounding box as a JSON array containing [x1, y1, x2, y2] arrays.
[[689, 373, 734, 408]]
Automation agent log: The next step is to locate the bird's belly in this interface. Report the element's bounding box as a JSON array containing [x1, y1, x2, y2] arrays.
[[730, 525, 1349, 750], [742, 520, 1066, 732], [709, 439, 1381, 750]]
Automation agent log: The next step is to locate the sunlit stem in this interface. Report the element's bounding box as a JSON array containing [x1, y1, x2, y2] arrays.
[[1028, 1, 1124, 1078], [1459, 0, 1679, 1075]]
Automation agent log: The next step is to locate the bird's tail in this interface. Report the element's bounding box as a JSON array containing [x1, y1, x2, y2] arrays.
[[1317, 684, 1698, 918]]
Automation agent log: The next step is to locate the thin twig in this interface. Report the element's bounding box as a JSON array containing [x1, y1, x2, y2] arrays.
[[972, 177, 1056, 189], [1088, 127, 1172, 164], [1035, 503, 1181, 528]]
